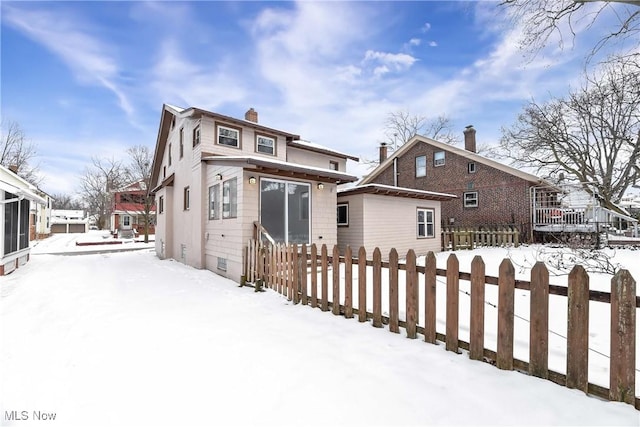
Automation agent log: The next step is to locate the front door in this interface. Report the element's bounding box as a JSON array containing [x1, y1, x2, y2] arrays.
[[260, 178, 310, 244], [121, 215, 132, 230]]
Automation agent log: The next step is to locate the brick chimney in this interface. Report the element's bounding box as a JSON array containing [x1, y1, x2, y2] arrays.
[[379, 142, 388, 163], [8, 165, 18, 174], [463, 125, 476, 153], [245, 108, 258, 123]]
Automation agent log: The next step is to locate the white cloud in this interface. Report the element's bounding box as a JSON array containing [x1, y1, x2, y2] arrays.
[[422, 22, 431, 33], [429, 41, 438, 47], [363, 50, 418, 72], [409, 38, 421, 46], [3, 5, 134, 118]]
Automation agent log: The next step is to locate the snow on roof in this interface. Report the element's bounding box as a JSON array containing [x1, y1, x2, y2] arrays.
[[338, 183, 457, 201], [164, 103, 186, 113], [202, 155, 358, 183]]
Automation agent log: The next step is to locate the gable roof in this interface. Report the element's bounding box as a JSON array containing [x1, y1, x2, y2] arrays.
[[338, 184, 456, 201], [360, 135, 547, 186]]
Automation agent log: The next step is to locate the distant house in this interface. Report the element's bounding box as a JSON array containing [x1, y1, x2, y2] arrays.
[[149, 105, 359, 282], [360, 126, 555, 241], [0, 164, 47, 275], [33, 191, 54, 240], [111, 180, 155, 237], [51, 209, 88, 234], [337, 184, 456, 258]]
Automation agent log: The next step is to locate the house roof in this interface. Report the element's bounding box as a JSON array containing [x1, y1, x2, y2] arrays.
[[338, 184, 457, 201], [288, 140, 360, 162], [360, 135, 548, 186], [201, 155, 359, 184], [0, 164, 47, 204], [151, 103, 359, 191]]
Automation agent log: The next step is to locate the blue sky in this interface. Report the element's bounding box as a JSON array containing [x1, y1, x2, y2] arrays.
[[1, 1, 632, 195]]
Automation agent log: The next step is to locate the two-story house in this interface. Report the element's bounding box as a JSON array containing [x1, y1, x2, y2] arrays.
[[111, 180, 155, 237], [149, 104, 359, 282], [360, 126, 553, 241]]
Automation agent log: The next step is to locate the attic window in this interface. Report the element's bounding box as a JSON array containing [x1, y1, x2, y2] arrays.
[[468, 162, 476, 173], [171, 116, 176, 129], [416, 156, 426, 177], [330, 161, 339, 171], [434, 151, 445, 167]]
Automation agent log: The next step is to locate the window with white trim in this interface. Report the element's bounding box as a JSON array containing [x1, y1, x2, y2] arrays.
[[209, 184, 219, 220], [463, 191, 478, 208], [468, 162, 476, 173], [417, 208, 435, 238], [337, 203, 349, 226], [159, 196, 164, 214], [168, 143, 172, 166], [256, 135, 275, 155], [434, 151, 445, 167], [218, 125, 240, 148], [222, 178, 237, 218], [416, 155, 426, 177]]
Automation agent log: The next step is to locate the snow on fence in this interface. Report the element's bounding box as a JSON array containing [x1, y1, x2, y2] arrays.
[[441, 226, 520, 250], [243, 241, 638, 409]]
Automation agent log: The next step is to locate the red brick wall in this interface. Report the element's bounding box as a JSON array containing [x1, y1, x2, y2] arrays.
[[371, 141, 533, 230]]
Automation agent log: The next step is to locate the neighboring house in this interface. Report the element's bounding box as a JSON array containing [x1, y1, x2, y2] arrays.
[[33, 190, 54, 240], [111, 180, 156, 237], [149, 105, 359, 282], [361, 126, 555, 241], [51, 209, 88, 234], [337, 184, 456, 258], [0, 165, 46, 276]]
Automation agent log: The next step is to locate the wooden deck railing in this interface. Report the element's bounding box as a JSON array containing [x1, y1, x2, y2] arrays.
[[441, 226, 520, 250]]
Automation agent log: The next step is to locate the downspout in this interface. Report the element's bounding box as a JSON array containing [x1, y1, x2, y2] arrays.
[[393, 158, 398, 187]]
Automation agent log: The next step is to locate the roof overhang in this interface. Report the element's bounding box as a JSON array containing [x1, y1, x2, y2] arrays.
[[150, 173, 175, 195], [338, 184, 457, 201], [202, 155, 358, 184], [0, 181, 47, 205]]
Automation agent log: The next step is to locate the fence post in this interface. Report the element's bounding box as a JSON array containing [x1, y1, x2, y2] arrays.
[[529, 262, 549, 379], [292, 244, 299, 304], [344, 246, 353, 318], [321, 244, 329, 311], [332, 245, 341, 315], [389, 248, 399, 334], [406, 249, 418, 339], [358, 247, 367, 323], [424, 251, 437, 344], [288, 245, 294, 301], [446, 254, 459, 352], [497, 258, 515, 370], [311, 244, 318, 308], [469, 255, 485, 361], [300, 244, 308, 305], [609, 269, 635, 404], [270, 244, 276, 289], [372, 248, 383, 327], [567, 265, 589, 393]]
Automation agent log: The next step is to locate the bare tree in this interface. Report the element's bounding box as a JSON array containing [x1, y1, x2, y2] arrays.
[[125, 145, 154, 243], [499, 55, 640, 207], [383, 111, 460, 151], [78, 157, 127, 230], [51, 193, 84, 210], [0, 119, 41, 185], [500, 0, 640, 62]]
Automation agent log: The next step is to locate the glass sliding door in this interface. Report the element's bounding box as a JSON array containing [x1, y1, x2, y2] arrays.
[[260, 178, 310, 244]]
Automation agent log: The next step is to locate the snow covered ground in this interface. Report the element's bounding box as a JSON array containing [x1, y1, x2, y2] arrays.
[[1, 235, 638, 426]]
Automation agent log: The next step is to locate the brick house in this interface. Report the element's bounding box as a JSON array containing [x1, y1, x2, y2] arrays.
[[360, 126, 552, 241], [111, 180, 156, 237]]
